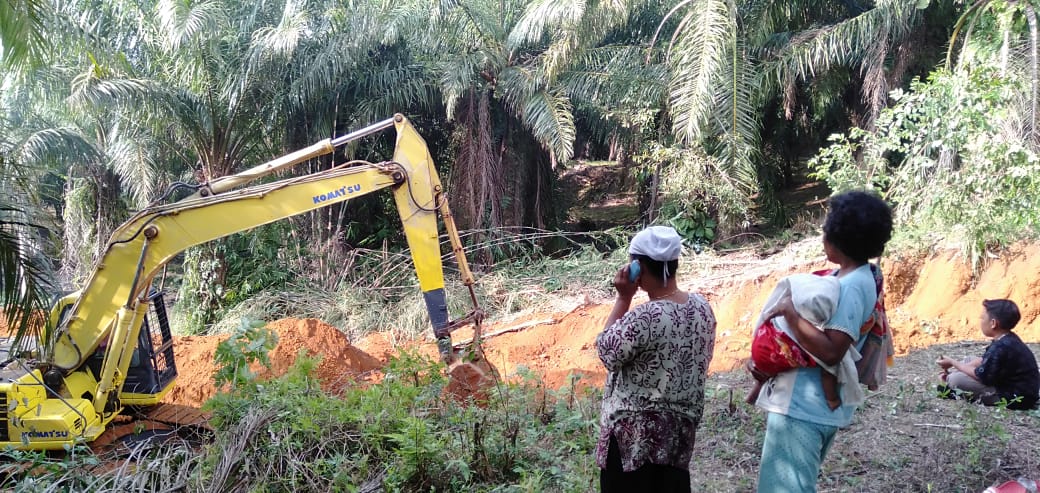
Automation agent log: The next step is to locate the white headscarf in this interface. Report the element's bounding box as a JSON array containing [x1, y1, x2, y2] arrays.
[[628, 226, 682, 283]]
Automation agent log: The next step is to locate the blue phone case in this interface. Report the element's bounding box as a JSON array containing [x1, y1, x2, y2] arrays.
[[628, 260, 641, 282]]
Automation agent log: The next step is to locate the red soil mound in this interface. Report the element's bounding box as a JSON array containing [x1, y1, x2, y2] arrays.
[[165, 335, 222, 407], [163, 318, 380, 407], [885, 243, 1040, 352], [0, 310, 45, 336], [262, 318, 382, 384]]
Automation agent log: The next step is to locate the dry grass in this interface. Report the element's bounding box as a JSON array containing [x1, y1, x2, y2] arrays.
[[200, 228, 630, 339]]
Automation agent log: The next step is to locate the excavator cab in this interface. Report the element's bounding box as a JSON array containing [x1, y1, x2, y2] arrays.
[[84, 291, 176, 402], [124, 292, 176, 398]]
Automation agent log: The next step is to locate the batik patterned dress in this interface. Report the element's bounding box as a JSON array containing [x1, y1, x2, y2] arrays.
[[595, 293, 717, 471]]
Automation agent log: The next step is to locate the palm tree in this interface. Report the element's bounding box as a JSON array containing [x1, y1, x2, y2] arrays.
[[386, 0, 582, 232], [2, 0, 306, 330], [374, 0, 673, 237], [2, 0, 172, 285], [663, 0, 929, 197]]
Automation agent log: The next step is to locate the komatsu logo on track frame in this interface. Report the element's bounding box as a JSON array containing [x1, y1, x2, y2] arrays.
[[312, 184, 361, 204]]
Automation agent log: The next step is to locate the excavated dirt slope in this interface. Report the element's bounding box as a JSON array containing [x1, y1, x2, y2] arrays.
[[165, 318, 381, 407], [162, 243, 1040, 407]]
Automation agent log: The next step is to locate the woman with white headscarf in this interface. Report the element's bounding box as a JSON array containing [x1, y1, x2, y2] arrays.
[[595, 225, 717, 493]]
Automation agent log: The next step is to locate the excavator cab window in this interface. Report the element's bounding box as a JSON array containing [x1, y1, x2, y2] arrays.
[[85, 291, 177, 394], [124, 291, 177, 394]]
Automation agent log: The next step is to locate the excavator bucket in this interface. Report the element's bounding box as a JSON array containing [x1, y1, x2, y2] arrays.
[[441, 319, 499, 402]]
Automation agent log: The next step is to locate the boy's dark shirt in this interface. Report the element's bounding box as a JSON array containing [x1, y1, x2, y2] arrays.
[[974, 332, 1040, 410]]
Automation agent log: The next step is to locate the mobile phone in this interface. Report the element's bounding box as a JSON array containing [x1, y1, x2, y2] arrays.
[[628, 260, 641, 283]]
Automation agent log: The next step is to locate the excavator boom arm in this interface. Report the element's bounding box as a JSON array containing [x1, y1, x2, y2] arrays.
[[51, 115, 469, 380]]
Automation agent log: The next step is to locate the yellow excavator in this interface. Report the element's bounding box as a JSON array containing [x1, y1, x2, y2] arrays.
[[0, 114, 484, 450]]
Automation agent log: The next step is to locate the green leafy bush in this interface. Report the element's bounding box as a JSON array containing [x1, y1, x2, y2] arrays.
[[212, 318, 279, 391], [810, 66, 1040, 264], [177, 222, 297, 334], [199, 351, 600, 492]]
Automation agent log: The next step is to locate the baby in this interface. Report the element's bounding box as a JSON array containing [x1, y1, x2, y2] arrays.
[[746, 273, 862, 410]]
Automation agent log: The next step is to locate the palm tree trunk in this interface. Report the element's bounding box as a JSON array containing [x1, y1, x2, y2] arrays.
[[1025, 4, 1038, 142], [648, 158, 662, 223]]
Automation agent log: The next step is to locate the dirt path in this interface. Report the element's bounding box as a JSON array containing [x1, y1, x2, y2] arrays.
[[163, 242, 1040, 407]]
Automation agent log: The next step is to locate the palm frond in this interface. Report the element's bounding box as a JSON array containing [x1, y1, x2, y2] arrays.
[[438, 51, 493, 119], [0, 205, 51, 359], [436, 0, 513, 55], [562, 45, 668, 111], [67, 70, 159, 110], [539, 34, 583, 83], [288, 3, 403, 118], [16, 127, 102, 168], [352, 63, 438, 125], [287, 37, 368, 117], [709, 37, 761, 191], [994, 39, 1039, 147], [507, 0, 587, 50], [106, 132, 157, 207], [860, 30, 890, 128], [510, 0, 635, 82], [380, 2, 432, 43], [164, 88, 215, 162], [748, 0, 860, 46], [497, 59, 577, 161], [763, 0, 922, 82], [1023, 4, 1038, 141], [0, 0, 48, 69], [667, 0, 734, 143], [518, 88, 576, 162], [156, 0, 227, 53], [250, 0, 311, 62]]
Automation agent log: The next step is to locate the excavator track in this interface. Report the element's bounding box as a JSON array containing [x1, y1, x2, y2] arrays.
[[90, 404, 213, 455]]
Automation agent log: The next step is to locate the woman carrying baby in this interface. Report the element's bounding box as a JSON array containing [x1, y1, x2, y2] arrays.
[[749, 190, 893, 493]]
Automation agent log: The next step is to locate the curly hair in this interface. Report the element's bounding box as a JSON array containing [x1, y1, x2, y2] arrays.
[[822, 191, 893, 263], [983, 299, 1021, 330]]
